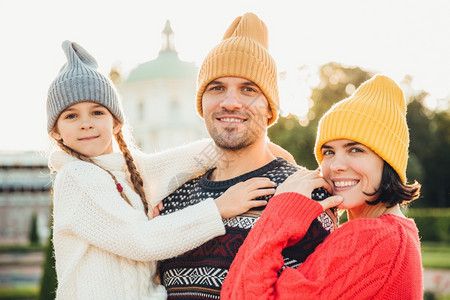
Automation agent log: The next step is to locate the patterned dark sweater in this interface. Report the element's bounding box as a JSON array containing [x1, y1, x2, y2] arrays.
[[159, 158, 337, 299]]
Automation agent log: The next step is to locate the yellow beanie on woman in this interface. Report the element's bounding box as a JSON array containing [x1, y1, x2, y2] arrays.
[[196, 12, 279, 126], [314, 74, 409, 183]]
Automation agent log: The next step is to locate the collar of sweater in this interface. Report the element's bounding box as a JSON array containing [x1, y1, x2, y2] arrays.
[[49, 150, 127, 173]]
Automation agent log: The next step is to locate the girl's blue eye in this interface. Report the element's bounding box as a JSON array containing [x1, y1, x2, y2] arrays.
[[65, 114, 76, 119], [323, 150, 334, 155]]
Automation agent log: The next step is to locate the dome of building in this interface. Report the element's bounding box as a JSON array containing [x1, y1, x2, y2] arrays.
[[126, 20, 197, 82]]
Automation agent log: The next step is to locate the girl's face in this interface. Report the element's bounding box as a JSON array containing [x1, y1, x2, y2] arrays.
[[320, 139, 384, 211], [51, 102, 121, 157]]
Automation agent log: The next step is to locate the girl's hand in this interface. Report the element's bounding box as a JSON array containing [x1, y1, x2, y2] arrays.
[[215, 177, 275, 219], [275, 169, 343, 210], [149, 201, 164, 219]]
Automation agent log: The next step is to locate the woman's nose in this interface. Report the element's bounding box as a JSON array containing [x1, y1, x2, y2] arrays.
[[329, 155, 347, 172]]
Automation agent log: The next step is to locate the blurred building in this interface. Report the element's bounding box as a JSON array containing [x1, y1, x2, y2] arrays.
[[119, 20, 208, 152], [0, 151, 52, 245]]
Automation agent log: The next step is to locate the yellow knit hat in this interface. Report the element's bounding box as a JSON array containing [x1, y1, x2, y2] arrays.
[[196, 12, 279, 126], [314, 74, 409, 183]]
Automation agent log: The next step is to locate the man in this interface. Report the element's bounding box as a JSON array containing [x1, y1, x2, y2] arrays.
[[158, 12, 338, 299]]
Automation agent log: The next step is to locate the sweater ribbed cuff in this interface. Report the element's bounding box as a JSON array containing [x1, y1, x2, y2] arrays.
[[266, 192, 324, 225], [189, 198, 226, 237]]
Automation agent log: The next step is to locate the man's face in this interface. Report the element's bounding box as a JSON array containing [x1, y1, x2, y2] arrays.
[[202, 77, 272, 150]]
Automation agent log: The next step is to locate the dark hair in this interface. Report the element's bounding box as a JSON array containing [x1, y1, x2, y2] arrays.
[[365, 161, 421, 208]]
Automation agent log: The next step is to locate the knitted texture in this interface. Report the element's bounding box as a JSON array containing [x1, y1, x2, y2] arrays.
[[222, 193, 423, 300], [159, 158, 338, 299], [314, 74, 409, 182], [50, 140, 225, 300], [196, 12, 279, 126], [47, 40, 124, 132]]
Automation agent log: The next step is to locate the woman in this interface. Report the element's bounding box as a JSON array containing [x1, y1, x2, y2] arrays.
[[221, 74, 423, 299]]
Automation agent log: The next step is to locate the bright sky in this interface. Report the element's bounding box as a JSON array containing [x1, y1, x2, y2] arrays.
[[1, 0, 449, 151]]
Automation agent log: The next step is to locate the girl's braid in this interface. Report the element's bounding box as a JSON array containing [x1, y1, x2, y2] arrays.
[[56, 139, 133, 207], [114, 129, 150, 215]]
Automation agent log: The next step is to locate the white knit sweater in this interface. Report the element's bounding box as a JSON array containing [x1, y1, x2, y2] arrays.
[[50, 140, 225, 300]]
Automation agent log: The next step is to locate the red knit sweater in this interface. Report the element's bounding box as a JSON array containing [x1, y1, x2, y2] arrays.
[[222, 192, 423, 300]]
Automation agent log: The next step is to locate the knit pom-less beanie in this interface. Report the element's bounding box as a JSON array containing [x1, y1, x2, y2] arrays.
[[47, 40, 124, 132], [314, 74, 409, 183], [196, 12, 279, 126]]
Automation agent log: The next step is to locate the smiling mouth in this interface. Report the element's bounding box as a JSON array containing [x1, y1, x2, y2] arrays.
[[217, 117, 246, 123], [333, 181, 359, 188], [79, 136, 98, 141]]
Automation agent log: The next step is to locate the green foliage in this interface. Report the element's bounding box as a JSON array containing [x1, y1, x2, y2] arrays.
[[29, 214, 40, 246], [407, 96, 450, 207], [309, 62, 373, 126], [424, 291, 450, 300], [38, 231, 57, 300], [406, 208, 450, 242], [0, 245, 43, 253], [269, 114, 317, 169]]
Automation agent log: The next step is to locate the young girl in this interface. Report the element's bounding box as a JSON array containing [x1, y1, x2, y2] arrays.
[[222, 75, 423, 299], [47, 40, 277, 299]]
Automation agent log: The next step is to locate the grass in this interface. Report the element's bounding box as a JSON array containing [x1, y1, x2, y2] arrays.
[[0, 286, 38, 299], [422, 242, 450, 269]]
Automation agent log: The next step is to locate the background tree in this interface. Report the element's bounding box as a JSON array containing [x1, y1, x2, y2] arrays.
[[29, 213, 40, 246], [39, 220, 57, 300], [269, 115, 317, 169], [407, 94, 450, 207], [307, 62, 373, 127]]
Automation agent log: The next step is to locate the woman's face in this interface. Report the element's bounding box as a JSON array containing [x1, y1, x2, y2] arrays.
[[320, 139, 384, 210]]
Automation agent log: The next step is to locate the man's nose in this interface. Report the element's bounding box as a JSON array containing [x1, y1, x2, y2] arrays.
[[220, 89, 243, 110]]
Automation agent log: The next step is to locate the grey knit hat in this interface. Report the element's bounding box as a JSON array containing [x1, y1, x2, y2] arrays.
[[46, 40, 124, 132]]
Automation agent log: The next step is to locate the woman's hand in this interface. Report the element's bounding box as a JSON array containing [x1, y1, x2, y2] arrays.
[[275, 169, 343, 210]]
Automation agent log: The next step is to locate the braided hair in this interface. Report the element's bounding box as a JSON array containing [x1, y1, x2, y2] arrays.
[[54, 127, 150, 215]]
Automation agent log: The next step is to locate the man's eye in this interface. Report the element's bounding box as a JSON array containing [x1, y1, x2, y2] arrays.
[[243, 87, 256, 92], [209, 86, 223, 91]]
